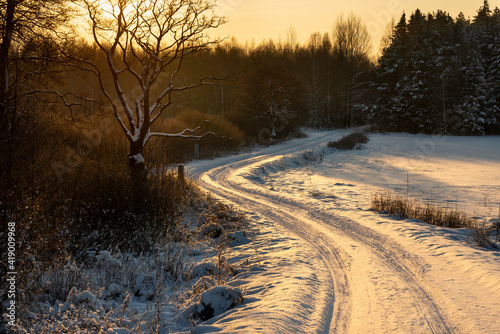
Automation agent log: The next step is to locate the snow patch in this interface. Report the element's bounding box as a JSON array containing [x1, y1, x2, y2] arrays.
[[194, 286, 243, 321], [128, 153, 145, 164]]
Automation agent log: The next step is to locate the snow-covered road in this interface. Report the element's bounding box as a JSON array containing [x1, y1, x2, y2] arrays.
[[188, 130, 500, 333]]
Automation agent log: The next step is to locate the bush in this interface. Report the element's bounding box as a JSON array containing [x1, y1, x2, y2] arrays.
[[327, 131, 370, 150], [467, 228, 498, 249]]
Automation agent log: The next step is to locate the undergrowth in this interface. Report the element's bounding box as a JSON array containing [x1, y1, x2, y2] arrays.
[[0, 112, 250, 332], [3, 186, 248, 333]]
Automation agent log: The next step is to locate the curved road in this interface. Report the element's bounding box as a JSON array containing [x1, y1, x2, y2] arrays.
[[189, 130, 457, 333]]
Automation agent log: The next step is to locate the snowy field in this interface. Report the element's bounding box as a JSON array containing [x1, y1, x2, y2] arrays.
[[189, 129, 500, 333]]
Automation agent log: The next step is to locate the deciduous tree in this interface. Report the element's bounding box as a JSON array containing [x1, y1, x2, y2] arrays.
[[332, 13, 372, 127], [79, 0, 224, 201]]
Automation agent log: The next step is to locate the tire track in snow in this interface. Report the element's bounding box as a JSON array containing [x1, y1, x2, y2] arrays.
[[235, 181, 457, 334], [190, 130, 456, 333], [196, 164, 352, 333]]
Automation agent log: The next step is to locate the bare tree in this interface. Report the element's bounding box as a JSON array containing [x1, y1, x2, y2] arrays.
[[235, 60, 308, 140], [0, 0, 70, 106], [78, 0, 224, 197], [332, 13, 372, 127], [333, 13, 371, 64]]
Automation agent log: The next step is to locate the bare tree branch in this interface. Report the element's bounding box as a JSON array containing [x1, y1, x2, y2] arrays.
[[76, 0, 225, 184]]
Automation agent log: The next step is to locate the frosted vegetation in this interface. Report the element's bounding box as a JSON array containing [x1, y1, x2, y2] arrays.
[[6, 185, 250, 333]]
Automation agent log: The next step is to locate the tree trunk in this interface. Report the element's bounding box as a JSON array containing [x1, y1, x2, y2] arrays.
[[128, 141, 148, 211], [0, 0, 16, 117], [0, 0, 16, 204]]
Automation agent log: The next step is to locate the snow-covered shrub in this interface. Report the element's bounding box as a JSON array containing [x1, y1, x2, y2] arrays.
[[192, 276, 216, 294], [199, 222, 224, 239], [193, 286, 243, 321], [467, 227, 498, 249], [8, 238, 196, 332], [299, 149, 324, 163], [193, 195, 247, 243]]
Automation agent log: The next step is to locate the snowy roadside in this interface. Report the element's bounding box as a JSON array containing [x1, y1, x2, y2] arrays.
[[188, 129, 500, 333], [14, 130, 499, 333], [232, 132, 500, 332], [4, 191, 261, 334]]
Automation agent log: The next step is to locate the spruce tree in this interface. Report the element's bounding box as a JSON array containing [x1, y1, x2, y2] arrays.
[[371, 13, 409, 131]]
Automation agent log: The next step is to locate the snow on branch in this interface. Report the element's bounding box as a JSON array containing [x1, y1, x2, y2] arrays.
[[148, 129, 216, 140]]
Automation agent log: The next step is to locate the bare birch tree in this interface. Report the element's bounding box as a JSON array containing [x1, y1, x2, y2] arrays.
[[79, 0, 224, 196], [332, 13, 372, 127]]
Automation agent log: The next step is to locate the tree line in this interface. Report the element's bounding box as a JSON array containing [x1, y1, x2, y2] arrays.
[[177, 13, 373, 134], [170, 0, 500, 137], [371, 1, 500, 135]]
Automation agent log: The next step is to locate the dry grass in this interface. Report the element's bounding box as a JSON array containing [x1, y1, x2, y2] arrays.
[[371, 192, 477, 229], [467, 228, 498, 249]]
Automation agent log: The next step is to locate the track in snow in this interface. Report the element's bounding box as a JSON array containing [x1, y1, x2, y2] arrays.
[[189, 130, 456, 333]]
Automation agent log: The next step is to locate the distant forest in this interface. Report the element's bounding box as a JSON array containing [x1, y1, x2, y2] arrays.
[[170, 0, 500, 136], [49, 1, 500, 144]]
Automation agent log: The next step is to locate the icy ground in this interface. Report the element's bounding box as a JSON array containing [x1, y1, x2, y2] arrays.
[[188, 129, 500, 333]]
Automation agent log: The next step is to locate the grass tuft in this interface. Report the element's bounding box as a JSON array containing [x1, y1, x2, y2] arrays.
[[467, 228, 498, 249], [371, 192, 477, 229]]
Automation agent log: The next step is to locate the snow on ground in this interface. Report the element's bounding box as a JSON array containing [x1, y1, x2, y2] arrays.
[[189, 129, 500, 333]]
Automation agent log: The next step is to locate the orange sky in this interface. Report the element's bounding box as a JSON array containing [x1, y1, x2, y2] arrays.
[[213, 0, 495, 54]]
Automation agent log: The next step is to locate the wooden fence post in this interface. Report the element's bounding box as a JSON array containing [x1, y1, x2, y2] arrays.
[[194, 142, 200, 160], [178, 164, 185, 184]]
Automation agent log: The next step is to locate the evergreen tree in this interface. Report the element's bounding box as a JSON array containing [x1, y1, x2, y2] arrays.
[[427, 11, 459, 132], [371, 2, 500, 135], [370, 13, 409, 131], [473, 0, 500, 133], [457, 49, 488, 135]]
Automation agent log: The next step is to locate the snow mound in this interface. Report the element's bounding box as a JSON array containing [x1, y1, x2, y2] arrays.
[[194, 286, 243, 321], [62, 288, 103, 312]]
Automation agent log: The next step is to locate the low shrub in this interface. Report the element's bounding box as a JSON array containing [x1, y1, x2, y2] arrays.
[[327, 131, 370, 150]]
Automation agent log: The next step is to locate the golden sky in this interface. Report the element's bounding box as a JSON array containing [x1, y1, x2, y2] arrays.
[[214, 0, 494, 52]]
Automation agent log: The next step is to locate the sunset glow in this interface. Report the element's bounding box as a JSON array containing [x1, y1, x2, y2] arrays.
[[214, 0, 492, 50]]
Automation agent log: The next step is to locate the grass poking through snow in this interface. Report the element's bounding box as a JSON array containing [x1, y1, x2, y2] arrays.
[[372, 192, 499, 249], [371, 192, 476, 229]]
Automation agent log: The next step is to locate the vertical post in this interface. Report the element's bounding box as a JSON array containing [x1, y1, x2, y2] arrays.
[[178, 164, 185, 184], [221, 82, 224, 118], [194, 142, 199, 160], [497, 203, 500, 241], [406, 171, 409, 199]]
